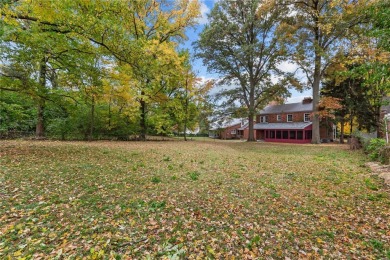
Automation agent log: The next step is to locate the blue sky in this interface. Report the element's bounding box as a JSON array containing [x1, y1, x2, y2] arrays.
[[180, 0, 312, 103]]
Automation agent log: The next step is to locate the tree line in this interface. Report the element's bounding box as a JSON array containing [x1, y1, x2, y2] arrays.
[[1, 0, 389, 142], [0, 0, 211, 141]]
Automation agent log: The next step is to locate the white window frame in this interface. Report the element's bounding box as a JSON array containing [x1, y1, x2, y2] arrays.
[[304, 113, 311, 122], [277, 114, 282, 121], [260, 116, 268, 123], [231, 129, 237, 134], [287, 114, 293, 122]]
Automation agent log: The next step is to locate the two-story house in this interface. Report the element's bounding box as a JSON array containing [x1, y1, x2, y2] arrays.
[[209, 118, 250, 139], [254, 97, 334, 143]]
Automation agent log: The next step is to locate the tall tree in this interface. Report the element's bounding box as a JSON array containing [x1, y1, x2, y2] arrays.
[[195, 0, 289, 141], [1, 0, 102, 138], [118, 0, 200, 140], [282, 0, 373, 143], [1, 0, 200, 140]]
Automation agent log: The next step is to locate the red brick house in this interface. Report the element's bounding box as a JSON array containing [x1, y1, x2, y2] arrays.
[[254, 98, 334, 143], [209, 118, 250, 139]]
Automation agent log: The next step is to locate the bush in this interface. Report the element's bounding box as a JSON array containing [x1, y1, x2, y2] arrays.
[[366, 138, 386, 161], [378, 146, 390, 164]]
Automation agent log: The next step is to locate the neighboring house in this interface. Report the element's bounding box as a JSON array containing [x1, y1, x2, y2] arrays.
[[254, 97, 334, 143], [209, 118, 251, 139]]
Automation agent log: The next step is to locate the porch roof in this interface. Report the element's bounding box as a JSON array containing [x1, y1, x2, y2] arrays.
[[254, 122, 312, 130]]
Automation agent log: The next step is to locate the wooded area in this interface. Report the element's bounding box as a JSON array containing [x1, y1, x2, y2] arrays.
[[1, 0, 389, 142], [0, 0, 211, 141]]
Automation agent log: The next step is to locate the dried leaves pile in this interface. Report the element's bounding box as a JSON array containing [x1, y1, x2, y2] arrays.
[[0, 140, 389, 258]]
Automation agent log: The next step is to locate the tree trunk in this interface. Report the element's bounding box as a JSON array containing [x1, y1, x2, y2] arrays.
[[88, 95, 95, 141], [36, 100, 45, 138], [183, 121, 187, 141], [350, 117, 353, 134], [108, 96, 112, 129], [375, 102, 381, 138], [139, 93, 147, 141], [183, 77, 189, 141], [311, 54, 322, 144], [340, 117, 345, 144], [36, 57, 47, 138], [247, 112, 255, 142]]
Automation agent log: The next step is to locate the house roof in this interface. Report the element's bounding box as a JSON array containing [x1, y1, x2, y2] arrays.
[[259, 102, 313, 115], [209, 118, 244, 131], [254, 122, 312, 130], [238, 123, 249, 130]]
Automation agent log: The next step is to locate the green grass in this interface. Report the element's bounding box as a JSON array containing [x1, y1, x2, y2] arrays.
[[0, 140, 389, 258]]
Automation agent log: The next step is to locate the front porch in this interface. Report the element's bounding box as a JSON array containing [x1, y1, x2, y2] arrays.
[[254, 122, 313, 144]]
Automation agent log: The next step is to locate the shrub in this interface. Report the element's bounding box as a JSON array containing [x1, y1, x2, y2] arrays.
[[378, 146, 390, 164], [366, 138, 386, 161]]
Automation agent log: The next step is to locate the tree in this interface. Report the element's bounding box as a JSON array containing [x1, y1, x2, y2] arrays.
[[195, 0, 289, 141], [1, 0, 200, 140], [0, 90, 36, 137], [1, 0, 102, 138], [369, 0, 390, 52], [116, 0, 200, 141], [322, 41, 389, 139], [322, 63, 363, 143], [282, 0, 373, 143]]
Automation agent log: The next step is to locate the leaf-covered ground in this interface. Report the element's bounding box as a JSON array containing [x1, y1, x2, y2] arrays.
[[0, 140, 389, 259]]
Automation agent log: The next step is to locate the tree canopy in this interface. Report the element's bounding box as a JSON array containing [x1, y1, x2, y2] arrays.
[[195, 0, 290, 141], [280, 0, 375, 143], [1, 0, 207, 140]]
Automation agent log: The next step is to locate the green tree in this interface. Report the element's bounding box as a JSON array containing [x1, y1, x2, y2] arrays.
[[1, 0, 100, 138], [1, 0, 200, 140], [195, 0, 289, 141], [369, 0, 390, 52], [282, 0, 373, 143]]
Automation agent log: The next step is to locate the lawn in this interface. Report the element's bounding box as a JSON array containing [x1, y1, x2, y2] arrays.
[[0, 140, 389, 259]]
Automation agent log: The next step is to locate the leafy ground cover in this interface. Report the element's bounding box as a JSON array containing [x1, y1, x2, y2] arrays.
[[0, 140, 389, 259]]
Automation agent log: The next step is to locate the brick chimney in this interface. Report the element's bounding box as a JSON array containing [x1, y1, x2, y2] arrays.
[[302, 97, 313, 104]]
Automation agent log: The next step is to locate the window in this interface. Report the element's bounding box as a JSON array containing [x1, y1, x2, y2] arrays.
[[270, 131, 275, 139], [304, 113, 311, 122], [277, 114, 282, 121], [231, 129, 237, 134], [297, 131, 303, 140], [282, 131, 288, 139], [290, 131, 296, 139], [287, 114, 293, 122], [276, 130, 281, 139], [260, 116, 268, 123], [305, 130, 312, 140]]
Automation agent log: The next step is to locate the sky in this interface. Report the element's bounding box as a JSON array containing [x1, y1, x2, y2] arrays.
[[180, 0, 312, 104]]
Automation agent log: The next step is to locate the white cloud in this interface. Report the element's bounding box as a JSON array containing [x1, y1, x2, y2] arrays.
[[277, 61, 299, 73], [197, 1, 211, 25], [198, 75, 215, 84], [286, 93, 312, 104]]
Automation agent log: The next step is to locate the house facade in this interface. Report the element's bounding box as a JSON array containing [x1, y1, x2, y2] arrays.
[[254, 98, 334, 143], [209, 118, 250, 140]]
